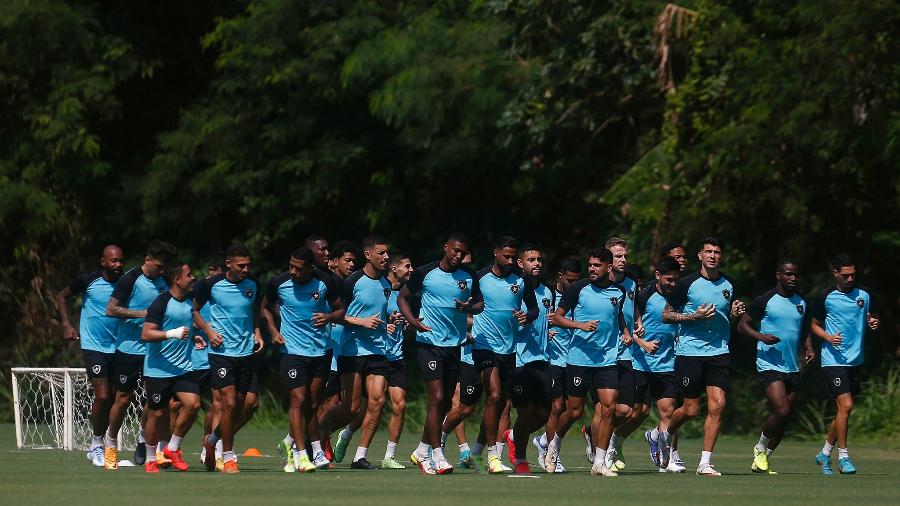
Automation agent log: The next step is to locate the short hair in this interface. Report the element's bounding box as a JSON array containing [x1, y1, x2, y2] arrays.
[[493, 235, 518, 250], [519, 243, 540, 257], [777, 257, 798, 271], [303, 235, 327, 248], [389, 251, 409, 267], [558, 258, 581, 274], [624, 264, 645, 280], [146, 240, 177, 263], [588, 248, 613, 263], [605, 237, 627, 250], [656, 256, 681, 275], [208, 251, 226, 271], [661, 242, 685, 254], [362, 234, 387, 250], [700, 236, 724, 251], [164, 261, 187, 285], [330, 240, 357, 259], [226, 242, 251, 259], [830, 253, 854, 269], [447, 232, 470, 246], [291, 246, 315, 265]]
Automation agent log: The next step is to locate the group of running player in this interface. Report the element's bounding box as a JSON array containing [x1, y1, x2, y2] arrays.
[[56, 233, 878, 477]]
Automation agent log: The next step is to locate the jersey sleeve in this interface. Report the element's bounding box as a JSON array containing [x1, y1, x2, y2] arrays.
[[811, 288, 830, 321], [746, 290, 774, 322], [558, 281, 583, 313], [68, 271, 97, 295], [635, 285, 654, 315], [665, 275, 691, 309], [405, 266, 427, 295], [343, 272, 362, 306], [321, 271, 341, 305], [193, 276, 213, 308], [264, 275, 282, 304], [469, 267, 485, 304], [110, 268, 139, 306], [144, 294, 169, 326], [522, 278, 539, 323]]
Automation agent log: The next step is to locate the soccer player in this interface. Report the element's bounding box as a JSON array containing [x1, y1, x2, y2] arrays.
[[263, 246, 345, 472], [195, 242, 264, 473], [193, 255, 225, 469], [811, 253, 878, 475], [399, 233, 481, 474], [331, 240, 358, 278], [547, 248, 630, 476], [55, 245, 124, 467], [662, 242, 688, 273], [661, 236, 745, 476], [140, 262, 200, 473], [737, 259, 814, 474], [504, 245, 555, 474], [533, 257, 580, 473], [321, 235, 391, 470], [104, 240, 176, 469], [633, 256, 684, 472], [472, 236, 538, 474]]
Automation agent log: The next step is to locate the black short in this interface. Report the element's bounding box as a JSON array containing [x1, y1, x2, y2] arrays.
[[758, 370, 801, 394], [458, 362, 483, 406], [281, 354, 330, 390], [321, 371, 341, 400], [822, 366, 862, 398], [387, 360, 408, 390], [548, 364, 565, 399], [616, 360, 636, 408], [113, 351, 144, 391], [190, 369, 211, 397], [209, 354, 257, 393], [565, 364, 617, 398], [416, 343, 460, 384], [82, 350, 116, 383], [337, 354, 390, 378], [675, 354, 730, 398], [472, 349, 515, 387], [636, 370, 678, 402], [145, 374, 199, 409], [510, 361, 553, 408]]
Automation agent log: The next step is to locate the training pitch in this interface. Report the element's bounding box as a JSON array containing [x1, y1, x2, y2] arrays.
[[2, 424, 898, 506]]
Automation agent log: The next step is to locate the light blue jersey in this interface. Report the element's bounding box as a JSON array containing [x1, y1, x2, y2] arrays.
[[633, 285, 676, 372], [111, 267, 169, 355], [68, 271, 120, 353], [405, 262, 479, 348], [385, 287, 405, 361], [340, 270, 390, 357], [558, 279, 626, 367], [665, 271, 735, 357], [616, 275, 638, 361], [748, 288, 808, 373], [473, 268, 537, 354], [194, 273, 259, 358], [814, 286, 871, 367], [143, 292, 194, 378], [265, 270, 340, 357], [548, 288, 571, 367], [191, 301, 212, 370], [516, 281, 553, 366]]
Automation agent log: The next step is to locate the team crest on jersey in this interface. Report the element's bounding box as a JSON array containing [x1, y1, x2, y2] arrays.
[[833, 377, 842, 387], [856, 298, 864, 308], [627, 290, 635, 300], [796, 304, 805, 315], [513, 385, 523, 395], [428, 361, 437, 371], [119, 374, 127, 384], [218, 368, 227, 378], [466, 385, 475, 395], [288, 369, 297, 379], [542, 298, 551, 309], [311, 291, 320, 301], [244, 288, 254, 299], [510, 284, 520, 295], [572, 377, 582, 387], [722, 289, 731, 300], [92, 365, 102, 375], [610, 297, 619, 307], [384, 288, 391, 298], [458, 280, 468, 291], [682, 377, 690, 387]]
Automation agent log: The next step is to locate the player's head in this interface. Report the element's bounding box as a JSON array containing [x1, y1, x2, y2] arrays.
[[662, 242, 687, 272], [462, 251, 473, 266], [492, 235, 518, 275], [330, 240, 357, 278], [144, 240, 177, 279], [362, 234, 389, 272], [290, 247, 316, 283], [829, 253, 856, 291], [304, 235, 330, 267], [624, 264, 645, 285], [518, 244, 542, 279], [557, 258, 581, 291], [775, 258, 799, 294], [587, 248, 613, 283], [225, 242, 252, 281], [100, 244, 124, 279], [443, 232, 470, 268], [164, 261, 196, 294], [655, 256, 681, 294], [207, 251, 226, 276], [388, 251, 413, 283], [698, 236, 723, 271], [605, 237, 628, 274]]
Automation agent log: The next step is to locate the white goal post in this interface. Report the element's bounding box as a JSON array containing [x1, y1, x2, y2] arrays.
[[11, 367, 146, 451]]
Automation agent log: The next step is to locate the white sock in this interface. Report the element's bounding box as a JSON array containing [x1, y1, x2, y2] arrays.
[[594, 447, 607, 465], [223, 450, 235, 462], [472, 442, 484, 455], [487, 445, 499, 458], [440, 431, 448, 448], [283, 434, 294, 445], [459, 442, 470, 453], [766, 448, 774, 456], [415, 441, 431, 458], [822, 441, 834, 456], [385, 441, 397, 460], [700, 450, 712, 466], [497, 441, 506, 457], [432, 447, 446, 463], [168, 435, 183, 451], [147, 444, 157, 462], [610, 433, 621, 450], [552, 435, 560, 448], [105, 429, 117, 448], [838, 448, 849, 460], [215, 439, 223, 459], [671, 449, 681, 461], [650, 427, 660, 442], [538, 433, 548, 447], [756, 432, 769, 452], [340, 427, 354, 443], [311, 440, 323, 456], [138, 430, 146, 444], [91, 435, 103, 448], [354, 446, 368, 462], [158, 440, 168, 454], [293, 446, 301, 465]]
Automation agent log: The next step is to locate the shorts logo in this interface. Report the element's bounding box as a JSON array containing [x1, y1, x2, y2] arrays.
[[466, 386, 475, 395], [119, 374, 127, 384], [91, 365, 102, 375], [542, 298, 551, 309], [833, 377, 842, 387], [428, 361, 437, 371], [458, 280, 468, 291], [218, 368, 227, 378], [682, 377, 690, 386], [384, 288, 391, 298], [513, 385, 523, 395], [510, 284, 519, 295], [551, 378, 555, 388], [796, 304, 805, 315], [288, 369, 297, 379], [856, 298, 864, 308], [152, 394, 161, 404], [244, 288, 255, 299], [311, 291, 320, 301], [722, 289, 731, 300], [573, 377, 582, 387], [610, 297, 619, 307]]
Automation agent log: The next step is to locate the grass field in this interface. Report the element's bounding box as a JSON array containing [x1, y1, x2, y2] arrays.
[[2, 424, 898, 506]]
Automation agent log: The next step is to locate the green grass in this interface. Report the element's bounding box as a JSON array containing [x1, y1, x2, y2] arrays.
[[2, 423, 898, 506]]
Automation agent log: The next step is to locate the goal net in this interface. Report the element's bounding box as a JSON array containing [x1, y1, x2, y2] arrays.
[[11, 367, 146, 451]]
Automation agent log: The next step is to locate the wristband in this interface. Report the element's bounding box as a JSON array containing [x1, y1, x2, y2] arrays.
[[165, 326, 186, 339]]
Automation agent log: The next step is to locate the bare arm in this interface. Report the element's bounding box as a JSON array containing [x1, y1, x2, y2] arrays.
[[398, 284, 430, 332], [106, 296, 147, 320], [55, 287, 78, 340], [662, 302, 713, 324], [192, 300, 222, 347], [551, 307, 596, 332], [737, 313, 780, 344], [260, 295, 283, 344], [141, 321, 188, 343], [811, 318, 841, 345]]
